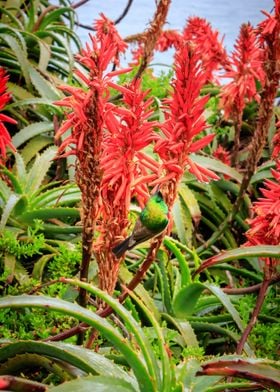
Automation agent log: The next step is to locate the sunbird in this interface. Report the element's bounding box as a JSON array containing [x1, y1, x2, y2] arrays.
[[112, 191, 169, 258]]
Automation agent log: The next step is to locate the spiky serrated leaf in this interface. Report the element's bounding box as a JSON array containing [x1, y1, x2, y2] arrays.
[[25, 146, 57, 195], [49, 375, 137, 392], [38, 7, 76, 31], [38, 40, 51, 71], [194, 246, 280, 276], [199, 358, 280, 390], [7, 82, 34, 100], [0, 295, 155, 392], [20, 136, 53, 164], [14, 260, 30, 285], [32, 254, 55, 280], [28, 67, 61, 100], [0, 193, 21, 230], [4, 254, 16, 283], [0, 32, 31, 86], [12, 121, 54, 148], [0, 341, 138, 390]]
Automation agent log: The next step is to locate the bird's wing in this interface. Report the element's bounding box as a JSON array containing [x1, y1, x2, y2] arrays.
[[129, 219, 156, 246]]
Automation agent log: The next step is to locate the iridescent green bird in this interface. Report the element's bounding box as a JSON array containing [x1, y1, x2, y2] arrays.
[[112, 191, 169, 258]]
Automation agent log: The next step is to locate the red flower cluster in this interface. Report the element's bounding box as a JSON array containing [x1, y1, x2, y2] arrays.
[[213, 145, 231, 166], [55, 15, 129, 157], [101, 78, 159, 212], [183, 17, 228, 82], [154, 42, 219, 184], [258, 0, 280, 43], [220, 23, 265, 119], [156, 29, 182, 52], [245, 162, 280, 265], [0, 68, 16, 163]]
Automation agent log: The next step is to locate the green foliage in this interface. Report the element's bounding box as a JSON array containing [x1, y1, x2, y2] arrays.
[[0, 149, 81, 239], [46, 244, 81, 279], [0, 227, 44, 259], [0, 1, 279, 390], [117, 67, 173, 101]]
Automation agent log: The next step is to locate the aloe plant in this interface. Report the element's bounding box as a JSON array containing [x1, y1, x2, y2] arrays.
[[0, 148, 81, 238], [0, 282, 279, 391]]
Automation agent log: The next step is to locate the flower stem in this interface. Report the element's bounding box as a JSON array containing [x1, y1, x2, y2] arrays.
[[236, 275, 271, 355]]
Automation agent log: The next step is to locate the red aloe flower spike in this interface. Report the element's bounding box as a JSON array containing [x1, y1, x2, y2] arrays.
[[245, 161, 280, 267], [94, 13, 128, 67], [54, 15, 130, 311], [93, 78, 160, 295], [183, 16, 228, 83], [272, 120, 280, 159], [0, 68, 17, 164], [220, 23, 265, 166], [154, 42, 218, 207]]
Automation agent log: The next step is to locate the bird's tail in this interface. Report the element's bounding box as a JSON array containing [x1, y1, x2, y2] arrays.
[[112, 236, 131, 258]]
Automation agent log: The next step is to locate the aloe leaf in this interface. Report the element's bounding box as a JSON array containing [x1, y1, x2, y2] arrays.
[[119, 264, 161, 321], [14, 260, 30, 285], [38, 40, 51, 71], [0, 178, 11, 202], [38, 7, 75, 31], [0, 193, 21, 230], [172, 197, 188, 245], [4, 254, 16, 283], [0, 352, 73, 380], [60, 279, 161, 391], [176, 358, 221, 392], [41, 224, 82, 235], [164, 237, 191, 287], [31, 184, 80, 208], [49, 375, 137, 392], [0, 375, 47, 391], [195, 246, 280, 276], [25, 146, 57, 195], [28, 67, 61, 100], [172, 283, 253, 356], [179, 183, 201, 226], [21, 136, 54, 164], [156, 251, 173, 314], [204, 284, 253, 356], [190, 321, 244, 345], [42, 31, 74, 74], [162, 313, 199, 348], [173, 283, 205, 318], [18, 207, 80, 223], [0, 341, 138, 390], [32, 253, 55, 280], [14, 153, 27, 185], [0, 295, 154, 392], [7, 82, 35, 100], [127, 290, 173, 392], [7, 98, 61, 113], [0, 7, 23, 28], [0, 32, 31, 86], [12, 121, 54, 148], [0, 166, 23, 194], [199, 358, 280, 390]]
